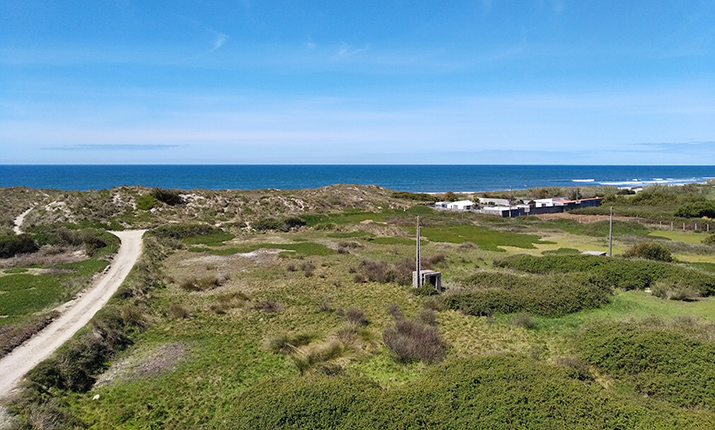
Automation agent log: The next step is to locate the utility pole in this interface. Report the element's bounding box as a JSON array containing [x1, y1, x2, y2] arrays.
[[608, 207, 613, 257], [416, 216, 421, 287]]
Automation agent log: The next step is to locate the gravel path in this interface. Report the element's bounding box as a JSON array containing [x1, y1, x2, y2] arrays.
[[0, 230, 146, 401]]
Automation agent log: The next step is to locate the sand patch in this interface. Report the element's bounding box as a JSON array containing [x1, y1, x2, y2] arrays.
[[95, 342, 188, 387]]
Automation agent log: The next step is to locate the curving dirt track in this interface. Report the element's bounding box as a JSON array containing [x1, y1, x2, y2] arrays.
[[0, 230, 146, 401]]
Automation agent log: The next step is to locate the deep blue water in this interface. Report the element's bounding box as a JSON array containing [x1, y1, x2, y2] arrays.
[[0, 165, 713, 193]]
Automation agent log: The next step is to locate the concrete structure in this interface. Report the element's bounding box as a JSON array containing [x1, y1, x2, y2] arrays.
[[412, 270, 443, 290], [582, 251, 607, 256]]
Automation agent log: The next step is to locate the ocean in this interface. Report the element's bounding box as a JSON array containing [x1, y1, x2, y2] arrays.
[[0, 165, 713, 193]]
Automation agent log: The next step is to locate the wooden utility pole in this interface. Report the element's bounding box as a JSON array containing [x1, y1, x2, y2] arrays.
[[608, 207, 613, 257], [416, 216, 421, 287]]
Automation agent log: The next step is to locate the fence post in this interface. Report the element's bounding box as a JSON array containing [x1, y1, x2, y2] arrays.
[[683, 223, 686, 231], [671, 221, 674, 231]]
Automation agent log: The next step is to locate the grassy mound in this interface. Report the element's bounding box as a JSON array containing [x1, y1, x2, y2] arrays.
[[444, 272, 612, 317]]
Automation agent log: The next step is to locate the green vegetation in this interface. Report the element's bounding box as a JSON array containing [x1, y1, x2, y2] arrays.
[[0, 234, 38, 258], [578, 320, 715, 409], [228, 355, 714, 429], [0, 274, 64, 319], [189, 241, 335, 257], [495, 254, 715, 295], [134, 193, 155, 210], [623, 242, 674, 262], [5, 183, 715, 429], [415, 224, 547, 251], [675, 200, 715, 218], [151, 188, 183, 206], [545, 219, 650, 237], [391, 191, 439, 202], [444, 272, 611, 317]]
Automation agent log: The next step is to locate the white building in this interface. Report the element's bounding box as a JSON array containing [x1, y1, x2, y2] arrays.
[[446, 200, 475, 210]]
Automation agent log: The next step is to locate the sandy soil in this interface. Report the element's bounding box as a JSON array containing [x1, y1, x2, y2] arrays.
[[0, 230, 146, 401], [12, 207, 34, 235]]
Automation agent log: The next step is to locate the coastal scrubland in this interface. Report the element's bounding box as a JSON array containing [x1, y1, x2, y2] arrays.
[[2, 183, 715, 429]]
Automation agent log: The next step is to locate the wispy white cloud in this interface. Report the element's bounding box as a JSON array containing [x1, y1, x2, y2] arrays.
[[335, 43, 371, 58], [44, 144, 181, 151], [201, 30, 228, 56]]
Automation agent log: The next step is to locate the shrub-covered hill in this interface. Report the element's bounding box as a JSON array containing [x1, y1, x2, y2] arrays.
[[0, 184, 416, 231], [229, 355, 714, 429]]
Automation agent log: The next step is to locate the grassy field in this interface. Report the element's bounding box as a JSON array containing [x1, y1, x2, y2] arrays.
[[0, 232, 118, 360], [4, 184, 715, 429]]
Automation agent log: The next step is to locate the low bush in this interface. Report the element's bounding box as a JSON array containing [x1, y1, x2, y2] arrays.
[[179, 276, 221, 292], [151, 188, 183, 206], [253, 217, 306, 232], [134, 193, 155, 210], [392, 191, 439, 202], [444, 272, 612, 317], [345, 308, 368, 326], [650, 279, 700, 301], [703, 233, 715, 244], [151, 224, 219, 240], [357, 258, 414, 285], [383, 306, 446, 364], [267, 333, 316, 354], [495, 254, 715, 296], [301, 261, 315, 277], [169, 303, 190, 319], [228, 355, 715, 429], [578, 321, 715, 409], [291, 341, 346, 375], [623, 242, 674, 262], [675, 200, 715, 218], [0, 234, 38, 258], [252, 300, 284, 313]]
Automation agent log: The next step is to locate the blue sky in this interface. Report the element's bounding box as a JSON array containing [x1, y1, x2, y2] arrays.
[[1, 0, 714, 164]]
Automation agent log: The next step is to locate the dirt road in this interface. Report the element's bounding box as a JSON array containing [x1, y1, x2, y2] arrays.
[[0, 230, 146, 400]]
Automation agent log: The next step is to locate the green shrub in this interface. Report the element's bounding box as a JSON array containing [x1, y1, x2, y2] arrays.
[[623, 242, 674, 262], [151, 224, 217, 240], [253, 217, 306, 232], [0, 234, 38, 258], [445, 272, 612, 317], [675, 201, 715, 218], [578, 321, 715, 409], [267, 333, 316, 354], [134, 193, 155, 210], [227, 355, 715, 429], [650, 279, 700, 301], [703, 233, 715, 244], [495, 254, 715, 296], [151, 188, 183, 206], [391, 191, 439, 202]]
